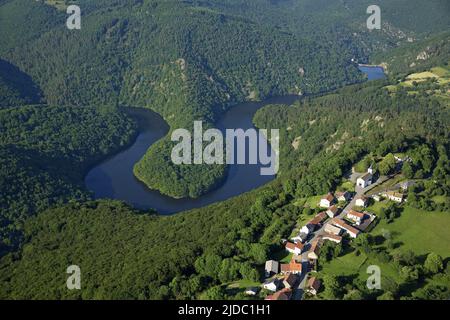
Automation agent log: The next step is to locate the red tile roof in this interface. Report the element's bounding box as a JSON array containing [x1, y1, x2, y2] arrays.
[[265, 288, 292, 300], [309, 212, 328, 225], [348, 210, 365, 219], [322, 193, 335, 202], [323, 233, 342, 242], [286, 241, 304, 251], [331, 218, 360, 236], [281, 260, 302, 273], [327, 206, 339, 214]]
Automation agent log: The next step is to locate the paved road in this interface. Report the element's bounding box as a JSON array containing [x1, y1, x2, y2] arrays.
[[293, 173, 392, 299]]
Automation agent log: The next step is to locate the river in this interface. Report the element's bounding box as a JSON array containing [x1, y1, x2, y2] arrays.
[[85, 66, 384, 214], [85, 96, 300, 214]]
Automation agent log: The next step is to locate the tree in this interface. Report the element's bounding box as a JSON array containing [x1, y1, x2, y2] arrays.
[[249, 243, 268, 264], [202, 286, 226, 300], [218, 258, 240, 283], [194, 254, 222, 279], [323, 275, 341, 299], [378, 153, 397, 176], [343, 289, 363, 300], [400, 266, 420, 282], [402, 162, 414, 179], [240, 263, 260, 282], [424, 253, 444, 275], [377, 291, 395, 300]]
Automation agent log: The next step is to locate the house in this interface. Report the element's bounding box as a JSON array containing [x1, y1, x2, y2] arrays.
[[331, 218, 360, 238], [384, 191, 404, 203], [292, 232, 308, 243], [401, 181, 414, 191], [336, 191, 351, 202], [320, 193, 336, 208], [308, 211, 328, 227], [265, 288, 292, 301], [355, 196, 369, 208], [303, 212, 327, 233], [300, 225, 312, 235], [285, 241, 304, 255], [324, 223, 342, 236], [322, 233, 342, 244], [367, 164, 375, 175], [263, 279, 281, 292], [306, 277, 321, 295], [282, 273, 298, 289], [372, 194, 382, 202], [265, 260, 279, 277], [281, 259, 302, 275], [244, 287, 260, 296], [307, 238, 321, 261], [356, 172, 372, 188], [346, 210, 367, 225], [326, 205, 339, 218]]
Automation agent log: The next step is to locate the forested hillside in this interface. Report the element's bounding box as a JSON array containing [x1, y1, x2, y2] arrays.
[[0, 59, 43, 108], [0, 1, 449, 300], [0, 105, 136, 253], [373, 31, 450, 75], [1, 0, 448, 198], [1, 73, 448, 299]]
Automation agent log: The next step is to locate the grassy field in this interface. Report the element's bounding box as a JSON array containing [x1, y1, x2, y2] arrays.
[[294, 195, 322, 209], [319, 204, 450, 292], [385, 64, 450, 95], [272, 250, 293, 264], [371, 206, 450, 258], [320, 251, 400, 286]]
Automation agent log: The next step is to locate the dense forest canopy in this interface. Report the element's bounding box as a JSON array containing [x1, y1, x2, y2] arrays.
[[0, 0, 449, 300], [1, 72, 449, 299], [1, 0, 448, 197], [0, 105, 136, 253]]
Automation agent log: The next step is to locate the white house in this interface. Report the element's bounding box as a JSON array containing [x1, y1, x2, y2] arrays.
[[355, 196, 369, 208], [346, 210, 366, 225], [372, 194, 382, 202], [320, 193, 336, 208], [336, 191, 351, 202], [300, 225, 311, 235], [356, 172, 373, 188], [384, 191, 404, 203], [263, 279, 281, 292], [265, 260, 279, 277], [326, 205, 339, 218], [331, 218, 360, 238], [285, 241, 304, 255]]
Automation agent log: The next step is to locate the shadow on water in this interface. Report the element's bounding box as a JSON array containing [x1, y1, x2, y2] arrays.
[[85, 96, 300, 215], [85, 67, 383, 215]]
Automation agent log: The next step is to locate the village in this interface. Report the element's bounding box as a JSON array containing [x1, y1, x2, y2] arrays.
[[243, 159, 412, 300]]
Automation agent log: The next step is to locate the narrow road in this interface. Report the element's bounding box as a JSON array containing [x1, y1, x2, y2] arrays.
[[294, 173, 391, 299]]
